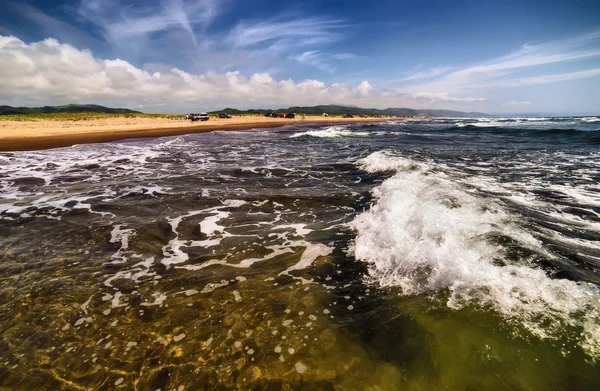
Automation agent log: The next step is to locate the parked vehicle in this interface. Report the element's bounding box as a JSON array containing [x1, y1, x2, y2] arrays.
[[265, 113, 275, 117], [189, 112, 209, 121], [218, 113, 232, 118], [285, 113, 295, 118], [343, 114, 354, 118], [278, 113, 286, 118]]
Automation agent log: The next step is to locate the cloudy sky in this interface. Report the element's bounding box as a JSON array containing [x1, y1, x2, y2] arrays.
[[1, 0, 599, 114]]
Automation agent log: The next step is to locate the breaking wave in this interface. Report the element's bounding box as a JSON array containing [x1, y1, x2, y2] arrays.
[[351, 151, 600, 359], [291, 125, 370, 138]]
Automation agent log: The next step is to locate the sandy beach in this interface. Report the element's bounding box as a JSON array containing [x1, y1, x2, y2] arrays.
[[0, 115, 397, 152]]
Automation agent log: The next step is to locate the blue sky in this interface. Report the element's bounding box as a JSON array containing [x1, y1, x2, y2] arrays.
[[1, 0, 599, 114]]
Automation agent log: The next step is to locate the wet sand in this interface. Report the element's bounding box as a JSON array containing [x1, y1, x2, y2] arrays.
[[0, 115, 397, 151]]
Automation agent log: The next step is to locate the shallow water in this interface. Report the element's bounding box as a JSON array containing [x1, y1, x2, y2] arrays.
[[1, 118, 599, 390]]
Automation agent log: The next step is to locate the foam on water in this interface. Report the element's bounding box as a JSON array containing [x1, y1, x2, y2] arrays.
[[452, 116, 599, 130], [3, 118, 600, 387], [291, 125, 370, 138], [161, 200, 246, 266], [351, 151, 600, 359], [116, 185, 171, 198], [279, 242, 334, 284], [109, 224, 136, 263], [0, 142, 184, 222]]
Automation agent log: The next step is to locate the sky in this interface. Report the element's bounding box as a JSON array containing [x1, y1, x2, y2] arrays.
[[1, 0, 600, 114]]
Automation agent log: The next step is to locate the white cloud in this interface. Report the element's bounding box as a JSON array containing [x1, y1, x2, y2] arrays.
[[332, 53, 358, 60], [412, 92, 484, 103], [449, 68, 600, 91], [0, 36, 488, 112], [5, 1, 104, 50], [404, 31, 600, 93], [395, 67, 452, 82], [291, 50, 358, 74], [504, 69, 600, 87], [453, 49, 600, 80], [506, 100, 532, 106], [227, 17, 345, 49], [77, 0, 220, 48], [225, 16, 348, 73], [292, 51, 336, 73], [356, 81, 372, 95], [75, 3, 350, 74]]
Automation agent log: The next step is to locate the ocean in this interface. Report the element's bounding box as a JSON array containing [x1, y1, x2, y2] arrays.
[[1, 117, 599, 390]]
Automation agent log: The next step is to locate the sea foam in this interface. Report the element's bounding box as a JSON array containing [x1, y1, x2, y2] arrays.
[[291, 125, 370, 138], [351, 151, 600, 359]]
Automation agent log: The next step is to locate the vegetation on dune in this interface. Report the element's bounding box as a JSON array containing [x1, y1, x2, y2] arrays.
[[0, 103, 491, 121], [0, 112, 172, 122], [0, 104, 141, 115], [0, 104, 161, 121]]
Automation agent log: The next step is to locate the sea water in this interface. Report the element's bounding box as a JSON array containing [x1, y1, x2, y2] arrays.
[[1, 117, 599, 389]]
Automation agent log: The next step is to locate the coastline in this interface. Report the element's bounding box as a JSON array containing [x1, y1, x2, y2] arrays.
[[0, 116, 400, 152]]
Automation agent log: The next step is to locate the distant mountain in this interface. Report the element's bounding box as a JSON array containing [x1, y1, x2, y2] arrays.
[[211, 105, 490, 117], [0, 103, 490, 117], [0, 104, 141, 115]]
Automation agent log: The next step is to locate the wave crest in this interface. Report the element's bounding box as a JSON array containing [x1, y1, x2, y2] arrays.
[[351, 151, 600, 360]]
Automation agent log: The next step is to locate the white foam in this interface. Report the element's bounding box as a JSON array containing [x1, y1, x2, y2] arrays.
[[291, 125, 369, 138], [110, 292, 127, 308], [232, 290, 242, 302], [358, 150, 426, 173], [451, 117, 587, 129], [295, 361, 307, 374], [161, 200, 247, 266], [283, 243, 332, 274], [109, 225, 136, 264], [173, 333, 186, 342], [0, 143, 178, 220], [103, 256, 156, 287], [117, 185, 170, 197], [80, 295, 93, 313], [279, 242, 333, 284], [352, 152, 600, 359], [201, 280, 230, 293], [277, 223, 313, 237], [140, 292, 167, 306], [153, 136, 188, 149], [169, 203, 325, 273]]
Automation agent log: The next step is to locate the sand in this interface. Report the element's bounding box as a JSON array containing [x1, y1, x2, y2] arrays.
[[0, 115, 399, 152]]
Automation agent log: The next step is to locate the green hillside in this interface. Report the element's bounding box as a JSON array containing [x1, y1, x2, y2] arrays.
[[211, 105, 490, 117], [0, 104, 489, 118], [0, 104, 141, 115]]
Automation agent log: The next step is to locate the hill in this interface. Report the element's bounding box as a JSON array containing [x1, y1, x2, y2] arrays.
[[211, 105, 490, 117], [0, 104, 141, 115], [0, 104, 489, 117]]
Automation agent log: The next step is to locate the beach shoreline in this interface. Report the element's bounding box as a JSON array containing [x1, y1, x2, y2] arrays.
[[0, 115, 402, 152]]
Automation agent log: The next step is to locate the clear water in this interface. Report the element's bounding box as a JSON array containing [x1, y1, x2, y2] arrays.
[[1, 117, 599, 390]]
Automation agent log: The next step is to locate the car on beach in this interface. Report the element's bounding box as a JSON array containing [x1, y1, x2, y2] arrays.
[[285, 113, 295, 118], [218, 113, 232, 118], [265, 113, 275, 117], [343, 114, 354, 118], [189, 112, 209, 121]]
